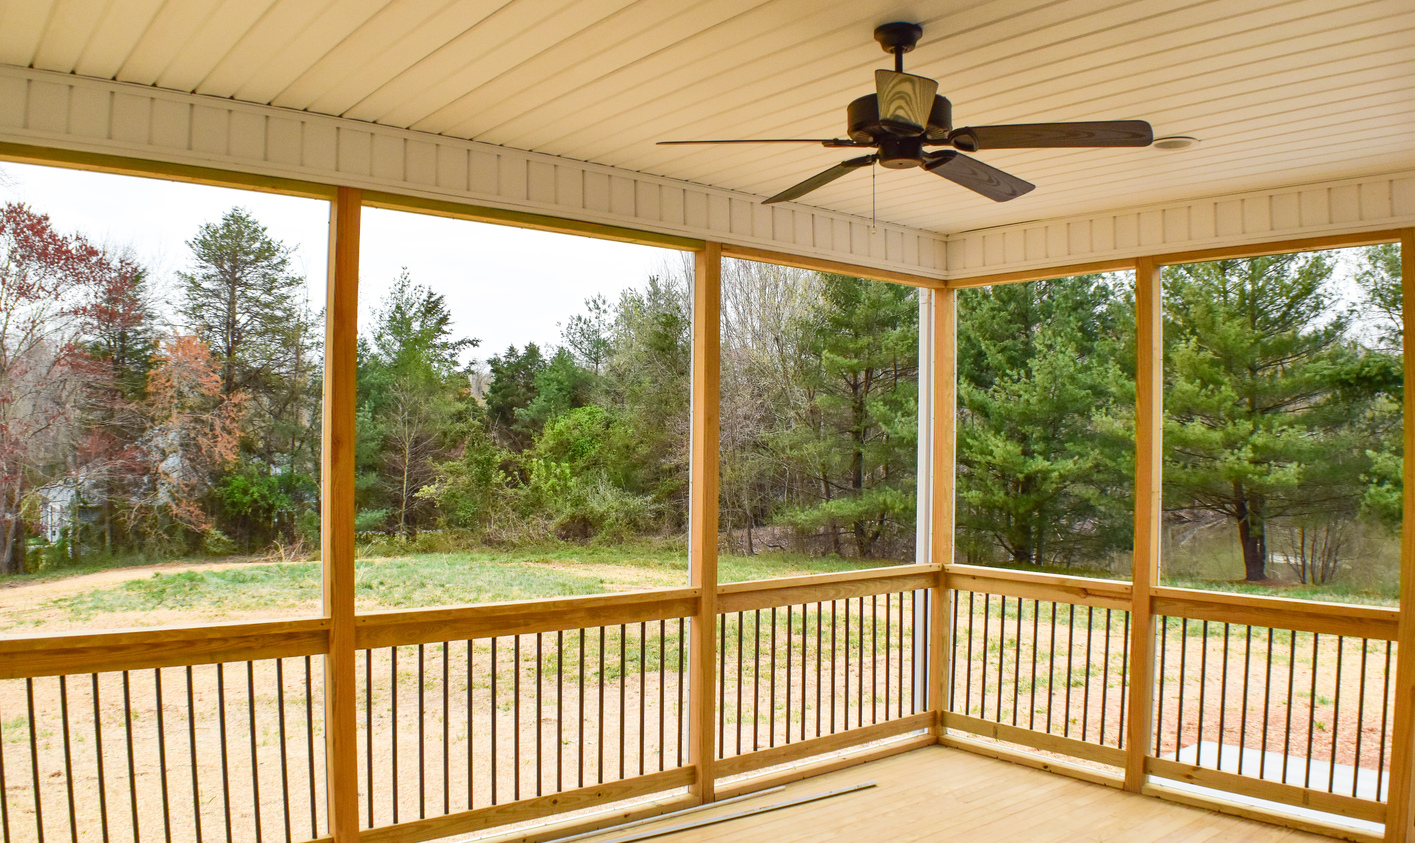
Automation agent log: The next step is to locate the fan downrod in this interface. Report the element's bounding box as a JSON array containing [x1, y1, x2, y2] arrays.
[[874, 21, 922, 72]]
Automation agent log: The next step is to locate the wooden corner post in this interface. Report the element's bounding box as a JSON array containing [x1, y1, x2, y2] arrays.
[[928, 287, 957, 728], [1125, 255, 1162, 793], [688, 242, 722, 802], [324, 187, 361, 841], [1386, 229, 1415, 842]]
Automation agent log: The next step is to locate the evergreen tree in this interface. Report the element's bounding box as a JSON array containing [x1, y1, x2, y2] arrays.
[[779, 274, 917, 558], [956, 274, 1134, 568], [1163, 254, 1373, 582]]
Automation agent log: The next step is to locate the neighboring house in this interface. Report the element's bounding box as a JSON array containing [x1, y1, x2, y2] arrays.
[[35, 473, 101, 544]]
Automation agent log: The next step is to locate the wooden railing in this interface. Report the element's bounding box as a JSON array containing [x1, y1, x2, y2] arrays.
[[0, 563, 1405, 842]]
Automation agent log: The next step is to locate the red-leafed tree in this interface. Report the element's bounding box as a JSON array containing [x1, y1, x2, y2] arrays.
[[132, 335, 245, 544], [0, 203, 112, 573]]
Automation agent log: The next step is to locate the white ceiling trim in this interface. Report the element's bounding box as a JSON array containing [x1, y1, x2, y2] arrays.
[[0, 65, 948, 278], [944, 169, 1415, 279]]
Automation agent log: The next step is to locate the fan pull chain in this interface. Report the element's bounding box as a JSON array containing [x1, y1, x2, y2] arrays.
[[871, 164, 877, 233]]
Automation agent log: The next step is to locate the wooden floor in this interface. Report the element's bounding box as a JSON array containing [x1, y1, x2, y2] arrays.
[[578, 747, 1336, 843]]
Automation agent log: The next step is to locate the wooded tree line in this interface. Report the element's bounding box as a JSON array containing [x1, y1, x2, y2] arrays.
[[958, 247, 1404, 584], [0, 204, 320, 572], [354, 257, 920, 561], [1, 196, 1402, 585]]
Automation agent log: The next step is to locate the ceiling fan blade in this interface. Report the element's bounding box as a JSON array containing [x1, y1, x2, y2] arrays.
[[657, 138, 862, 146], [764, 155, 875, 205], [924, 151, 1034, 202], [948, 120, 1153, 151], [875, 70, 938, 133]]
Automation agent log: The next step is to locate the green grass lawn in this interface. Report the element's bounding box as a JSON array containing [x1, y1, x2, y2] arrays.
[[39, 543, 890, 624]]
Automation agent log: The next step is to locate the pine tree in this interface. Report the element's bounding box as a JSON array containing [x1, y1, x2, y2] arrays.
[[955, 274, 1134, 568], [1163, 254, 1373, 582]]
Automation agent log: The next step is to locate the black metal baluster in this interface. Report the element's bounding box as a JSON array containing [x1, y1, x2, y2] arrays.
[[964, 594, 974, 718], [93, 674, 110, 843], [1305, 633, 1320, 790], [718, 617, 727, 758], [1283, 633, 1296, 785], [1063, 605, 1075, 738], [185, 668, 201, 842], [443, 644, 450, 814], [1330, 637, 1344, 794], [770, 608, 779, 746], [415, 645, 425, 819], [489, 640, 496, 806], [28, 678, 45, 843], [677, 619, 685, 768], [1260, 629, 1274, 782], [899, 594, 907, 719], [1177, 620, 1189, 756], [536, 633, 543, 797], [979, 595, 989, 720], [872, 595, 881, 725], [305, 657, 316, 838], [1082, 607, 1093, 743], [1155, 618, 1168, 754], [598, 628, 605, 783], [475, 642, 481, 814], [801, 604, 808, 739], [1, 690, 12, 843], [949, 594, 959, 713], [152, 670, 170, 843], [59, 675, 77, 843], [659, 620, 666, 772], [365, 652, 373, 826], [558, 630, 565, 791], [514, 636, 522, 801], [829, 603, 836, 734], [1355, 639, 1369, 798], [1239, 627, 1252, 767], [1046, 603, 1056, 734], [1100, 609, 1112, 746], [1029, 601, 1039, 731], [618, 625, 626, 781], [856, 597, 865, 729], [1379, 642, 1393, 800], [214, 666, 230, 843], [638, 622, 646, 776], [276, 660, 291, 843], [1216, 624, 1229, 772], [1013, 598, 1023, 728], [785, 606, 793, 742], [1119, 612, 1130, 750], [579, 629, 587, 788], [816, 604, 824, 733], [245, 663, 260, 843], [736, 612, 744, 755]]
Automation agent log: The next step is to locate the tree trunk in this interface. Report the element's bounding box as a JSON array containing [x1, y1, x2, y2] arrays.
[[1234, 486, 1267, 581]]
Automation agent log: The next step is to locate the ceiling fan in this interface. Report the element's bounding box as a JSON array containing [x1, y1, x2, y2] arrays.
[[658, 22, 1154, 205]]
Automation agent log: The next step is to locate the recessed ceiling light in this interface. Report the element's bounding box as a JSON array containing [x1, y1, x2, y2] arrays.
[[1153, 136, 1199, 151]]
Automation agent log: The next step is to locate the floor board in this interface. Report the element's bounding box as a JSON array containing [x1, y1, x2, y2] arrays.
[[575, 746, 1342, 842]]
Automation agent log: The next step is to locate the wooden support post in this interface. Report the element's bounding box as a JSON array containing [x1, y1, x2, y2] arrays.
[[1125, 256, 1162, 793], [688, 242, 722, 802], [928, 288, 957, 727], [1386, 230, 1415, 842], [324, 187, 361, 841]]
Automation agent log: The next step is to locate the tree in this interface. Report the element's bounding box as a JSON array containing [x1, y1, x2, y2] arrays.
[[484, 343, 546, 451], [779, 273, 918, 558], [955, 274, 1134, 568], [357, 271, 475, 537], [177, 208, 304, 400], [1163, 254, 1372, 582], [0, 203, 112, 572], [132, 335, 245, 546], [1351, 244, 1404, 527]]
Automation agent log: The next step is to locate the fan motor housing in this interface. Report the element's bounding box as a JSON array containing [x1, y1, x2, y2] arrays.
[[847, 94, 951, 143]]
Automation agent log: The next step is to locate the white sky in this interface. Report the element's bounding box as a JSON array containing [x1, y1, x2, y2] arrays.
[[0, 161, 681, 361]]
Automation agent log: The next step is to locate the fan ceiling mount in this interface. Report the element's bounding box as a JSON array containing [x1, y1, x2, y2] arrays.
[[659, 22, 1154, 205]]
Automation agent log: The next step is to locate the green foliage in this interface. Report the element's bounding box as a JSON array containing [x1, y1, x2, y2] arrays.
[[1163, 253, 1379, 581], [526, 406, 657, 540], [777, 273, 918, 558], [484, 343, 547, 450], [956, 274, 1134, 568]]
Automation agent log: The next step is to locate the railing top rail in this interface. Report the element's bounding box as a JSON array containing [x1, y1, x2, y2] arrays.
[[944, 564, 1132, 610], [355, 587, 702, 649], [0, 617, 332, 680], [1152, 586, 1398, 640], [717, 564, 939, 613]]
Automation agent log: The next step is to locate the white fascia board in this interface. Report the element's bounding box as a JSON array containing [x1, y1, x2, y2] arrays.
[[0, 65, 948, 279]]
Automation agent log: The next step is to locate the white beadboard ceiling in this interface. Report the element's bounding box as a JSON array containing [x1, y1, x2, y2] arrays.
[[1, 0, 1412, 236]]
